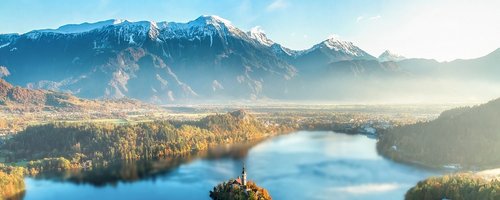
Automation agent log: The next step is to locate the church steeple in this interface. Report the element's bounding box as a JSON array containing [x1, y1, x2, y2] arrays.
[[241, 162, 247, 187]]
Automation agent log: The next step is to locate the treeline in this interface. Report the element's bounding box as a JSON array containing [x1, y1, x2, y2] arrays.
[[406, 174, 500, 200], [26, 157, 80, 175], [0, 164, 25, 200], [377, 98, 500, 169], [1, 110, 284, 171], [210, 180, 272, 200]]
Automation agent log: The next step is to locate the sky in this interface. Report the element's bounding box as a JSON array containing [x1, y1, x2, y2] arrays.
[[1, 0, 499, 61]]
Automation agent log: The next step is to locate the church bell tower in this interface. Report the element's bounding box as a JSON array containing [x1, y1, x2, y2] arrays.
[[241, 163, 247, 187]]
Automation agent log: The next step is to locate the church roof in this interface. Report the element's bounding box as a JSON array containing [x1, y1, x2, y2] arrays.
[[235, 178, 242, 185]]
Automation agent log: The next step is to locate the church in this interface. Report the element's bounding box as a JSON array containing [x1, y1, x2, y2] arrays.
[[210, 163, 271, 199], [229, 164, 250, 191]]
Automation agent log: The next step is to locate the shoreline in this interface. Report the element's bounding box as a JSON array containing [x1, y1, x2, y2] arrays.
[[375, 140, 500, 172]]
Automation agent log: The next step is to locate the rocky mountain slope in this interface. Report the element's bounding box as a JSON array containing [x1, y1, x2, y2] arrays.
[[1, 15, 499, 103]]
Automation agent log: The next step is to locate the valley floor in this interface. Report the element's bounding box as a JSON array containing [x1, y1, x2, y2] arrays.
[[0, 103, 456, 136]]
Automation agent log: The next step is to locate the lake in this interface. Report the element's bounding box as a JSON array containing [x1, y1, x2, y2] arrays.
[[22, 131, 439, 200]]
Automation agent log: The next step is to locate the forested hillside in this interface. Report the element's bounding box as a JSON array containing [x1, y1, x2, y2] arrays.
[[0, 164, 25, 200], [0, 78, 79, 111], [0, 78, 153, 112], [377, 98, 500, 169], [406, 174, 500, 200], [1, 110, 287, 172]]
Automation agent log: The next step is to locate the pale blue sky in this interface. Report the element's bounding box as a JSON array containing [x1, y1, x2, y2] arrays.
[[1, 0, 499, 61]]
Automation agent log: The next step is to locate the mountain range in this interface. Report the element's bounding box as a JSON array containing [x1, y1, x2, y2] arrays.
[[1, 15, 499, 103]]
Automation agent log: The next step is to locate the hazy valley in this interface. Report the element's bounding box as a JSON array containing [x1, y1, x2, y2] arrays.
[[1, 4, 500, 200]]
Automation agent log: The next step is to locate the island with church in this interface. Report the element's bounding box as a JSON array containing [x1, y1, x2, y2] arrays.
[[209, 164, 272, 200]]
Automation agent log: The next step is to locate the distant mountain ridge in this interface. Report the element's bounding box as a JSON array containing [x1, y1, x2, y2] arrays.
[[378, 50, 406, 62], [1, 15, 499, 103]]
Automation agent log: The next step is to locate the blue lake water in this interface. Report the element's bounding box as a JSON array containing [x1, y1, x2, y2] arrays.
[[23, 131, 439, 200]]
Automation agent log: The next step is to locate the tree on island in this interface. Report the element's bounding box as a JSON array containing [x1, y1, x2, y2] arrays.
[[210, 180, 272, 200]]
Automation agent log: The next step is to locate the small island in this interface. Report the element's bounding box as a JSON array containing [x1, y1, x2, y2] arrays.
[[210, 164, 271, 200]]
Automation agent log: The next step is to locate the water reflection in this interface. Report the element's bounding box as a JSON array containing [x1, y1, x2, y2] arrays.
[[31, 140, 262, 186], [5, 191, 25, 200]]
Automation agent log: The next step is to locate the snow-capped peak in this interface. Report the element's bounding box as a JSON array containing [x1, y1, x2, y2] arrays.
[[24, 15, 251, 42], [112, 19, 126, 25], [296, 34, 375, 60], [24, 19, 165, 42], [320, 35, 364, 56], [197, 15, 232, 25], [186, 15, 236, 30], [378, 50, 406, 62], [160, 15, 248, 40], [247, 26, 274, 46], [40, 19, 128, 34], [148, 20, 158, 29], [323, 35, 353, 49]]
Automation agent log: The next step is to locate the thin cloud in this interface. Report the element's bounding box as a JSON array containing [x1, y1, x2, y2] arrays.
[[357, 15, 381, 22], [369, 15, 381, 20], [267, 0, 288, 11], [356, 16, 365, 22]]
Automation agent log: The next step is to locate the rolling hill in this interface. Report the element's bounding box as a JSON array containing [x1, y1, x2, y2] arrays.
[[377, 98, 500, 169], [0, 78, 151, 112]]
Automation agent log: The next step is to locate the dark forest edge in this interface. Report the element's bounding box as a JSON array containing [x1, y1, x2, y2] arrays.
[[377, 98, 500, 170], [0, 110, 294, 198]]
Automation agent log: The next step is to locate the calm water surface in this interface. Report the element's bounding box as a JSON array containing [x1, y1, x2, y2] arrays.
[[23, 131, 439, 200]]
